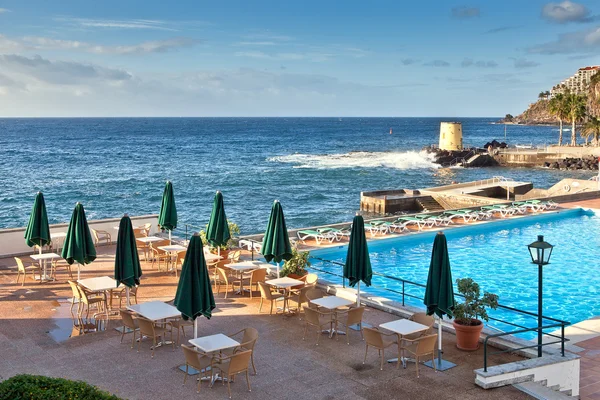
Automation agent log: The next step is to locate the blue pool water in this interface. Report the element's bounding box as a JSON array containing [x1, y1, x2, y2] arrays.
[[309, 209, 600, 338]]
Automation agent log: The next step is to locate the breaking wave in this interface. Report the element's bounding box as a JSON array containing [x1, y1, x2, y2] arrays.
[[268, 151, 439, 170]]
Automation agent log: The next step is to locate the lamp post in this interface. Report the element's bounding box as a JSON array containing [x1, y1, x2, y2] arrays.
[[527, 235, 554, 357]]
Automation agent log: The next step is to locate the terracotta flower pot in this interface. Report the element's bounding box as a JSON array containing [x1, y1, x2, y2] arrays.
[[453, 319, 483, 351]]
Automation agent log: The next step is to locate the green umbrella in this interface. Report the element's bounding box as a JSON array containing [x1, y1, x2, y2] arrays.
[[343, 215, 372, 306], [158, 180, 177, 243], [61, 202, 96, 280], [114, 214, 143, 305], [25, 191, 51, 249], [206, 191, 230, 257], [24, 192, 52, 280], [261, 200, 292, 277], [174, 233, 215, 338], [423, 232, 456, 371]]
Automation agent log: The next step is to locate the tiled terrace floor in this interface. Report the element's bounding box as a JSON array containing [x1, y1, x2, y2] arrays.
[[0, 246, 529, 400]]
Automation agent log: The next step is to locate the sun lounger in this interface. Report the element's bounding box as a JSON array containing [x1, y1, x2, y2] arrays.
[[392, 217, 430, 230], [317, 227, 351, 241], [480, 205, 516, 218], [296, 230, 334, 245], [364, 221, 389, 236], [442, 211, 476, 223], [512, 201, 543, 213]]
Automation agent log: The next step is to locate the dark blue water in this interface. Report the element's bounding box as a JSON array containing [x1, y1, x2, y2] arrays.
[[0, 117, 592, 233]]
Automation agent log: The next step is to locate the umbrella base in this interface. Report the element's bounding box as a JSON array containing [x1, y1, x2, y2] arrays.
[[321, 329, 346, 338], [114, 326, 134, 334], [349, 322, 371, 331], [424, 358, 456, 371], [36, 275, 54, 282]]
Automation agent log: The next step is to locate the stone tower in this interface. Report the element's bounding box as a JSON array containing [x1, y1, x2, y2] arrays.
[[439, 122, 463, 151]]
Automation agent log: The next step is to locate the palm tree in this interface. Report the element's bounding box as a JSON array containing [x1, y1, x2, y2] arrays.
[[565, 93, 587, 146], [548, 93, 568, 145], [538, 91, 545, 100], [545, 90, 551, 98], [582, 117, 600, 146]]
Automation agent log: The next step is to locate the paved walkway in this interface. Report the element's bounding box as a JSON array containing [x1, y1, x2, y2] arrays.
[[0, 247, 528, 400]]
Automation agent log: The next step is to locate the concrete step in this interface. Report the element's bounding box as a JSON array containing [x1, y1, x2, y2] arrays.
[[514, 381, 574, 399]]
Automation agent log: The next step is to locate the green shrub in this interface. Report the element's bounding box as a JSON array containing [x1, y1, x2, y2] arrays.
[[0, 374, 121, 400]]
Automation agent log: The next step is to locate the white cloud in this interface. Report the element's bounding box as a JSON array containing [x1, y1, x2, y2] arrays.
[[461, 58, 498, 68], [527, 25, 600, 54], [0, 35, 199, 55], [512, 58, 541, 68], [541, 1, 593, 23], [54, 17, 178, 31], [451, 6, 480, 19], [234, 41, 277, 46], [0, 8, 10, 13], [424, 60, 450, 67]]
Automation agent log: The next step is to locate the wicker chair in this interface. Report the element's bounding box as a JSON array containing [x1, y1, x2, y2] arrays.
[[335, 306, 366, 345], [119, 309, 139, 349], [181, 345, 215, 392], [226, 328, 259, 375], [257, 282, 284, 315], [363, 327, 399, 370], [400, 334, 438, 377], [150, 240, 172, 271], [50, 259, 73, 281], [14, 257, 41, 286], [91, 229, 112, 245], [404, 313, 434, 340], [136, 317, 174, 358], [215, 267, 235, 298], [78, 285, 107, 320], [302, 307, 334, 345], [212, 350, 253, 398]]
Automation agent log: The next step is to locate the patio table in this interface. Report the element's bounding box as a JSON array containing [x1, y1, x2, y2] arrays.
[[78, 276, 119, 312], [266, 277, 304, 314], [158, 244, 187, 272], [128, 301, 181, 348], [31, 252, 61, 282], [309, 296, 354, 337], [189, 333, 240, 384], [380, 319, 429, 368], [224, 261, 266, 295]]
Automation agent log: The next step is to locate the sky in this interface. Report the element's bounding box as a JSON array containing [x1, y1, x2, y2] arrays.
[[0, 0, 599, 117]]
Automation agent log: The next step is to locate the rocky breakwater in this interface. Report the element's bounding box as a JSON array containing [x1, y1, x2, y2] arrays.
[[544, 155, 599, 171], [423, 147, 475, 166]]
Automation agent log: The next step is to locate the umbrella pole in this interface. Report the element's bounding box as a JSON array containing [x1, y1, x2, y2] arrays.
[[356, 282, 361, 307], [77, 263, 81, 281], [277, 261, 280, 278], [126, 287, 130, 307], [194, 319, 198, 339], [424, 315, 457, 371], [169, 229, 172, 245]]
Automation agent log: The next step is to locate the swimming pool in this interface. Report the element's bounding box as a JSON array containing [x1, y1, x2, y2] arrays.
[[309, 208, 600, 339]]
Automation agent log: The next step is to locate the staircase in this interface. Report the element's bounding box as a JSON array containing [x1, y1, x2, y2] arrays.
[[514, 381, 575, 399], [416, 197, 444, 212]]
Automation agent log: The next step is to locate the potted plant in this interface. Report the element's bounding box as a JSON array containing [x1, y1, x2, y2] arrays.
[[453, 277, 499, 351], [281, 248, 311, 278]]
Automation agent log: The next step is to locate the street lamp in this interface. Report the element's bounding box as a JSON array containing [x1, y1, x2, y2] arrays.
[[527, 235, 554, 357]]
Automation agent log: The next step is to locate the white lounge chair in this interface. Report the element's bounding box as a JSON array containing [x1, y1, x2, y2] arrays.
[[296, 230, 334, 245]]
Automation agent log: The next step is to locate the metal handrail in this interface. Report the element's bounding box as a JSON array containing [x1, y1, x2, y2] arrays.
[[483, 322, 568, 372], [308, 256, 570, 329]]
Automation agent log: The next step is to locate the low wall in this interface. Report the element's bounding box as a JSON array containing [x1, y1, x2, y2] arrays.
[[0, 214, 159, 258]]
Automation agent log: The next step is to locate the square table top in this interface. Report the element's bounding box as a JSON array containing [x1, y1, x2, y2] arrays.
[[31, 252, 61, 261], [204, 252, 223, 262], [136, 236, 163, 243], [189, 333, 240, 353], [266, 277, 304, 289], [78, 276, 118, 292], [127, 301, 180, 321], [224, 261, 265, 271], [310, 296, 354, 310], [379, 319, 429, 336], [158, 245, 187, 252], [50, 232, 66, 239]]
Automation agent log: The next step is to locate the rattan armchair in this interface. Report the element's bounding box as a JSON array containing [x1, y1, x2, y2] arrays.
[[150, 240, 172, 271], [335, 306, 366, 345], [78, 285, 108, 320], [169, 317, 194, 345], [226, 327, 259, 375], [181, 344, 215, 392], [400, 334, 438, 377], [119, 309, 139, 349], [212, 350, 253, 398], [14, 257, 41, 286], [257, 282, 284, 315], [404, 312, 434, 340], [50, 259, 73, 281], [215, 267, 235, 298], [236, 268, 266, 299], [136, 316, 174, 358], [302, 306, 334, 345], [363, 327, 399, 370], [91, 229, 112, 245]]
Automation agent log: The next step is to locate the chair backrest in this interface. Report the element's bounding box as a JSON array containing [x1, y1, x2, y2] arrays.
[[77, 286, 93, 305], [304, 273, 318, 285], [415, 334, 438, 356], [227, 350, 252, 375], [137, 317, 155, 337], [305, 288, 323, 301], [67, 280, 82, 300], [297, 285, 313, 304], [411, 312, 434, 333], [258, 282, 274, 300], [250, 268, 267, 284], [181, 344, 203, 369], [363, 327, 385, 348], [143, 223, 151, 235], [241, 327, 259, 350], [133, 227, 147, 238], [216, 267, 230, 285], [120, 309, 137, 329], [91, 229, 100, 242], [303, 307, 322, 326], [14, 257, 26, 273], [346, 306, 365, 326], [228, 250, 241, 262], [151, 240, 170, 253]]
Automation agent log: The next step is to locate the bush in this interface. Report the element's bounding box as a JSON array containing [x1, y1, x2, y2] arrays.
[[0, 374, 121, 400]]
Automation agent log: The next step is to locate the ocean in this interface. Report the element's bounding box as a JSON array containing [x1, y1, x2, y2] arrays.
[[0, 117, 593, 234]]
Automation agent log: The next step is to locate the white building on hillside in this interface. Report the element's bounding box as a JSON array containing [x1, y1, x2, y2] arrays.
[[551, 66, 600, 96]]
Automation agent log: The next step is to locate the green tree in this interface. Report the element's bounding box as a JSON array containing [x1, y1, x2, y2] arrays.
[[582, 117, 600, 146], [548, 93, 569, 145], [545, 90, 551, 98], [538, 91, 545, 100], [565, 92, 587, 146]]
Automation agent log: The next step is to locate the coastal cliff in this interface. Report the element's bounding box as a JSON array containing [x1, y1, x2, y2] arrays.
[[503, 100, 555, 125]]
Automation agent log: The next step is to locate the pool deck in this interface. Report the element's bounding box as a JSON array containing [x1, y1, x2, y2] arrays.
[[0, 246, 529, 399]]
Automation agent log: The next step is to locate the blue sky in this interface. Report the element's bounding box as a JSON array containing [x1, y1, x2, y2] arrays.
[[0, 0, 599, 116]]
